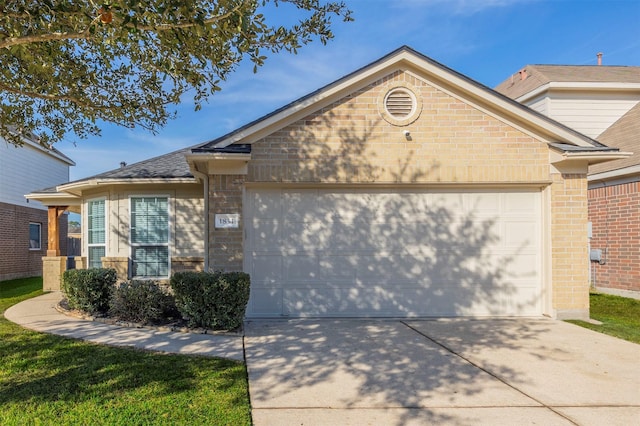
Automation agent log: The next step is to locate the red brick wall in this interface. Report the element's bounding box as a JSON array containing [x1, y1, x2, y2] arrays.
[[588, 181, 640, 292], [0, 202, 69, 281]]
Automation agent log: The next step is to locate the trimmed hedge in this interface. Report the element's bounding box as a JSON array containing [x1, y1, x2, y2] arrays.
[[109, 280, 178, 324], [171, 271, 250, 331], [62, 268, 117, 315]]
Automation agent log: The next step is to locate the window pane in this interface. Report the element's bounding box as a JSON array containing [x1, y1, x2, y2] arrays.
[[88, 200, 105, 244], [132, 246, 169, 277], [131, 197, 168, 244], [88, 246, 105, 269], [29, 223, 41, 249]]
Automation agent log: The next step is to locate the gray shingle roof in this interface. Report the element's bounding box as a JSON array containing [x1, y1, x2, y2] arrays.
[[64, 145, 197, 186], [495, 65, 640, 99], [589, 102, 640, 175]]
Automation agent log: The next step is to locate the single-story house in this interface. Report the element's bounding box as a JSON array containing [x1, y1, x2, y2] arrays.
[[494, 63, 640, 297], [27, 46, 631, 320]]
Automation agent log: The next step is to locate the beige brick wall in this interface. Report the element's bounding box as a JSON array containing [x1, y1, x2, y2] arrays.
[[207, 69, 590, 318], [550, 172, 589, 318], [209, 175, 245, 272], [247, 71, 550, 184]]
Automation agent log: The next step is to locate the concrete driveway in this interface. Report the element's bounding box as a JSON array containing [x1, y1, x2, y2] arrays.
[[244, 319, 640, 426]]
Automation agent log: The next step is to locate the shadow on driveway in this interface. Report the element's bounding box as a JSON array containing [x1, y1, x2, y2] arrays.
[[244, 318, 640, 426]]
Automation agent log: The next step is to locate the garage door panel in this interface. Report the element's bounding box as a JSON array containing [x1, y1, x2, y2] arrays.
[[284, 255, 320, 282], [283, 287, 445, 317], [249, 288, 283, 316], [465, 192, 501, 215], [251, 190, 282, 218], [251, 218, 282, 251], [283, 220, 331, 251], [319, 255, 357, 280], [246, 188, 542, 318], [504, 191, 539, 213], [251, 255, 283, 285], [504, 221, 539, 248]]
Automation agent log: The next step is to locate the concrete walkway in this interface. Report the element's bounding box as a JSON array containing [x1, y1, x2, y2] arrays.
[[4, 292, 244, 361]]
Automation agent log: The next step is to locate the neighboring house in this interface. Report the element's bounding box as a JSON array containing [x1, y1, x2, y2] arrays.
[[27, 46, 630, 320], [0, 135, 74, 281], [495, 64, 640, 297]]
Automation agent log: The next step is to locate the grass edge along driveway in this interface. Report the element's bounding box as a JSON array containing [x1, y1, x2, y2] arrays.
[[567, 292, 640, 344], [0, 277, 251, 426]]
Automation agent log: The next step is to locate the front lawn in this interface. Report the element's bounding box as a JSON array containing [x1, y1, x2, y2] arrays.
[[0, 277, 251, 425], [568, 292, 640, 344]]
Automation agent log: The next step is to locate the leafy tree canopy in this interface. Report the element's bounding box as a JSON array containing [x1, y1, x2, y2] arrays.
[[0, 0, 352, 147]]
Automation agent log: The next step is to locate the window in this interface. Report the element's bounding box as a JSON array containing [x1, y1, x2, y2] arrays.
[[87, 199, 106, 269], [29, 223, 41, 250], [130, 196, 169, 278]]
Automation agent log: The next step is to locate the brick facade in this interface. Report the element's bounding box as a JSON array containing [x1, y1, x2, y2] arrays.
[[207, 70, 593, 318], [246, 71, 550, 185], [209, 175, 245, 271], [0, 201, 68, 281], [550, 173, 590, 317], [588, 181, 640, 292]]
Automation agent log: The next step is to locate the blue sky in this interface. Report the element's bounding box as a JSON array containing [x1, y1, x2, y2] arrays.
[[57, 0, 640, 181]]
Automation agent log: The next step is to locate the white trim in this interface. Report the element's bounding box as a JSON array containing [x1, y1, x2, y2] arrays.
[[516, 82, 640, 104], [85, 196, 108, 269], [212, 48, 601, 150], [57, 177, 198, 195], [128, 194, 172, 279], [588, 165, 640, 183]]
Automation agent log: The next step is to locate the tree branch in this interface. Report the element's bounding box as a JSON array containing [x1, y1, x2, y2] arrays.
[[0, 2, 247, 50], [0, 81, 104, 110]]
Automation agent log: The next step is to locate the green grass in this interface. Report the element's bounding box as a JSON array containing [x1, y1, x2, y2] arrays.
[[568, 292, 640, 344], [0, 277, 251, 425]]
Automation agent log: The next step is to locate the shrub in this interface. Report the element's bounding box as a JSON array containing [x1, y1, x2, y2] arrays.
[[109, 280, 178, 324], [62, 268, 117, 315], [171, 271, 250, 331]]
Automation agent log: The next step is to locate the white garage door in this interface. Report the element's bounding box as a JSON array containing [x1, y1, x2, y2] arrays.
[[245, 188, 542, 318]]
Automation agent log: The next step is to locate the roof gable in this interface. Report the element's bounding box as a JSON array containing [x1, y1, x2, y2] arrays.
[[195, 46, 606, 152], [589, 101, 640, 175]]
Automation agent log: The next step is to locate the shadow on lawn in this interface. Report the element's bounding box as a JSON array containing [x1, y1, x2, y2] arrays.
[[0, 323, 242, 405]]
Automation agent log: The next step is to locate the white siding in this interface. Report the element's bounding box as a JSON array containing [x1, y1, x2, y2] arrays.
[[523, 96, 549, 116], [0, 141, 70, 209], [544, 93, 639, 138]]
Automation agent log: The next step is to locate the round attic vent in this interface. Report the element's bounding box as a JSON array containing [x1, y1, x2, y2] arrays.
[[378, 83, 422, 126], [384, 88, 415, 119]]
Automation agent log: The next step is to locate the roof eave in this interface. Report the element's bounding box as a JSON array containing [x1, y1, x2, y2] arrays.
[[186, 152, 251, 176], [550, 148, 633, 166], [56, 177, 199, 194], [588, 164, 640, 182], [517, 82, 640, 103], [24, 192, 82, 209], [204, 46, 600, 151]]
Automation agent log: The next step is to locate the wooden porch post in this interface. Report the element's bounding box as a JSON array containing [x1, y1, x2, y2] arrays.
[[47, 206, 68, 257]]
